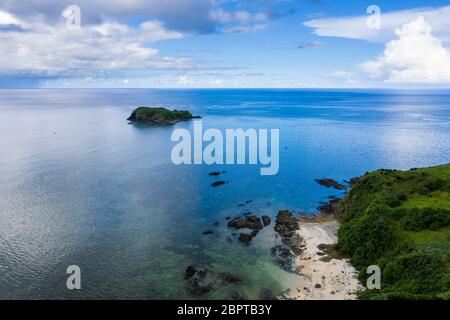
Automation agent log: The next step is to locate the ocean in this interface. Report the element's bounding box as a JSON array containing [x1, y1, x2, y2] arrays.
[[0, 89, 449, 299]]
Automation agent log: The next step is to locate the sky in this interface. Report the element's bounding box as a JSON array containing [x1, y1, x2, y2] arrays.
[[1, 0, 450, 88]]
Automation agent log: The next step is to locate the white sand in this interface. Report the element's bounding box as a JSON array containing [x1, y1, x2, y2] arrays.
[[286, 219, 362, 300]]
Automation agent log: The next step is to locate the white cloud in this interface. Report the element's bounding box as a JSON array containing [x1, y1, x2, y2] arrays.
[[0, 9, 191, 77], [210, 78, 224, 86], [222, 24, 267, 34], [0, 0, 217, 33], [361, 17, 450, 83], [0, 1, 271, 34], [297, 41, 323, 49], [0, 9, 18, 24], [208, 8, 269, 34], [328, 71, 354, 78], [178, 74, 190, 85], [304, 5, 450, 43], [326, 71, 357, 84], [210, 9, 267, 24]]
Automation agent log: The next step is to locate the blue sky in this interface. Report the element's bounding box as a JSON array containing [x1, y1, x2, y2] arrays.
[[1, 0, 450, 88]]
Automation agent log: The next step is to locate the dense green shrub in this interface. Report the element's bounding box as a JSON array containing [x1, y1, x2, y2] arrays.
[[424, 178, 445, 192], [337, 164, 450, 299], [378, 249, 450, 299], [383, 250, 448, 290], [382, 190, 405, 208], [338, 214, 397, 268], [402, 208, 450, 231]]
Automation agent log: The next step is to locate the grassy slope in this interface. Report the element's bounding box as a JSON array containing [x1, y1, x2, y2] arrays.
[[337, 164, 450, 299]]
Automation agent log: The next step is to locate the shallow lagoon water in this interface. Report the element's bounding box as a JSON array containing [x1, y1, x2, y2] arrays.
[[0, 89, 449, 299]]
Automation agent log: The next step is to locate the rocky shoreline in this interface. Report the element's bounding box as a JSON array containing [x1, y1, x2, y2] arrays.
[[286, 217, 362, 300], [182, 176, 361, 300]]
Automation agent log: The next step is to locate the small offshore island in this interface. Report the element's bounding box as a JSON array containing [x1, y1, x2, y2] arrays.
[[127, 106, 201, 125]]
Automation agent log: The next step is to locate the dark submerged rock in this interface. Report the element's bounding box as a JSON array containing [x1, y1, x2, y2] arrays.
[[238, 230, 259, 244], [211, 180, 226, 187], [262, 215, 271, 226], [228, 215, 263, 230], [271, 245, 291, 259], [218, 272, 243, 284], [184, 267, 213, 296], [184, 265, 197, 280], [230, 292, 247, 300], [259, 288, 277, 300], [270, 245, 297, 272], [187, 280, 214, 296]]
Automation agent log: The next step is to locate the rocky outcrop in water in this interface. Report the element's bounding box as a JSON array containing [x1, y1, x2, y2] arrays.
[[274, 210, 303, 255], [211, 181, 227, 187], [227, 214, 272, 244], [209, 171, 227, 176], [314, 178, 347, 190], [227, 215, 264, 230], [218, 272, 243, 284], [238, 230, 259, 244], [271, 245, 296, 272], [230, 292, 247, 300], [259, 288, 278, 300], [262, 215, 271, 226], [184, 265, 197, 280], [318, 198, 341, 215], [183, 266, 214, 296], [274, 210, 299, 239], [183, 266, 247, 297]]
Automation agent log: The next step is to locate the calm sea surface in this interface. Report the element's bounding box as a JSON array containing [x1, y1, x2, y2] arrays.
[[0, 89, 449, 299]]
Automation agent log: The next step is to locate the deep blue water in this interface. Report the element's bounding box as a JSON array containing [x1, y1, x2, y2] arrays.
[[0, 89, 449, 299]]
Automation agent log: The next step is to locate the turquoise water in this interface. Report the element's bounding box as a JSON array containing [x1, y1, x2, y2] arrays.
[[0, 89, 449, 299]]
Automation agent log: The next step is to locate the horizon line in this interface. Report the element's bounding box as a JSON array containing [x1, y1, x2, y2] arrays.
[[1, 87, 450, 91]]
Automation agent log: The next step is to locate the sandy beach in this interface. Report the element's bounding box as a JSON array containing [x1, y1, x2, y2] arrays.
[[286, 216, 362, 300]]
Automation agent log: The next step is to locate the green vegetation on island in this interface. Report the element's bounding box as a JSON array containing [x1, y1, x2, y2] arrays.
[[337, 164, 450, 299], [127, 107, 200, 125]]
